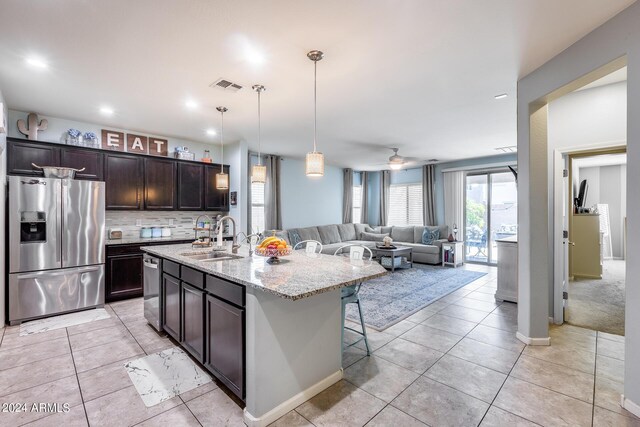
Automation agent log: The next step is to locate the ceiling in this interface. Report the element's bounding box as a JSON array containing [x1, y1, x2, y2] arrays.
[[0, 0, 635, 170]]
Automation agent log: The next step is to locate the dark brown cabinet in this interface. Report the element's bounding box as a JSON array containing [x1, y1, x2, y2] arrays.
[[7, 140, 60, 176], [177, 162, 204, 210], [60, 148, 104, 180], [205, 164, 230, 211], [105, 154, 143, 210], [181, 283, 205, 362], [205, 293, 245, 399], [144, 158, 177, 210], [105, 245, 144, 302], [162, 273, 182, 341]]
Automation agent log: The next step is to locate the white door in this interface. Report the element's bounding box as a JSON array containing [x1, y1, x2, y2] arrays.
[[553, 151, 570, 324]]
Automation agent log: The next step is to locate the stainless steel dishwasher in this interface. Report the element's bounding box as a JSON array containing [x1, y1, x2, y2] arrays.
[[143, 254, 163, 331]]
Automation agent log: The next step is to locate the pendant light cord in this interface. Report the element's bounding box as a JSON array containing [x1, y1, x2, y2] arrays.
[[220, 110, 224, 173], [313, 59, 317, 153], [258, 89, 262, 165]]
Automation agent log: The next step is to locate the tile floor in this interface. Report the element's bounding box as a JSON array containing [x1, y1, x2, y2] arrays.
[[0, 264, 637, 426]]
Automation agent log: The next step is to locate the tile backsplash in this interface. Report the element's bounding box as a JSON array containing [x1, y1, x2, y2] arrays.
[[106, 211, 229, 240]]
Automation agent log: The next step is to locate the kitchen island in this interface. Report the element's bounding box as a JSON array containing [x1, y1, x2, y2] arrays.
[[142, 243, 386, 427]]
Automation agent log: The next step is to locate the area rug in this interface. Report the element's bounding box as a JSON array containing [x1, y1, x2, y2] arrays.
[[345, 265, 486, 331], [125, 347, 212, 407], [20, 308, 111, 336]]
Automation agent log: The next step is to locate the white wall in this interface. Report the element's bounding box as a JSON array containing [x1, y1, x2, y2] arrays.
[[8, 109, 223, 161], [517, 1, 640, 409], [280, 158, 343, 229], [548, 82, 627, 149], [225, 140, 248, 235]]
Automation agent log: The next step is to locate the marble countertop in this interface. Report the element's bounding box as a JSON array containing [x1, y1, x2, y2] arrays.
[[106, 235, 233, 246], [142, 243, 388, 300]]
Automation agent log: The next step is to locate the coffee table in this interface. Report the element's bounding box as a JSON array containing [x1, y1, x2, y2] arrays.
[[374, 246, 413, 272]]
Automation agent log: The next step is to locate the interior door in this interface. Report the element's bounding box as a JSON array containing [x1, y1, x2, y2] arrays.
[[553, 151, 568, 324]]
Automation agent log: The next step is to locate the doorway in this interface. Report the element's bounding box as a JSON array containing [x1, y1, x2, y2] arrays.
[[564, 149, 627, 335], [464, 169, 518, 265]]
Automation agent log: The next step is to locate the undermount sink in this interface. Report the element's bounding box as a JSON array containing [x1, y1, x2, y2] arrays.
[[180, 252, 243, 262]]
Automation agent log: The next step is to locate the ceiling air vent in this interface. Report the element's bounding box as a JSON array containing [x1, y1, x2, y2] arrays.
[[210, 78, 243, 92], [495, 146, 517, 153]]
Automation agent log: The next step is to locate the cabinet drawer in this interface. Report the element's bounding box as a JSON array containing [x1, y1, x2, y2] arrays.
[[107, 244, 142, 256], [164, 260, 180, 278], [181, 266, 204, 289], [206, 275, 245, 307]]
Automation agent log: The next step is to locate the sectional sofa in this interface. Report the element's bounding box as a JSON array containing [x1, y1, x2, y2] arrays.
[[271, 223, 449, 265]]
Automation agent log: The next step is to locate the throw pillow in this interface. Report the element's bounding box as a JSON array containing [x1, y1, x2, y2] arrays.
[[360, 231, 389, 242], [289, 229, 302, 247], [422, 228, 440, 245]]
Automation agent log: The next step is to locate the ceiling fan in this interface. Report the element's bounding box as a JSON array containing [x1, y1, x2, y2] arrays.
[[384, 148, 424, 170]]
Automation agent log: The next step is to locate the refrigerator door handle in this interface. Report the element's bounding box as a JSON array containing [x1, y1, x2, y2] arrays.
[[15, 265, 101, 280], [56, 179, 62, 264]]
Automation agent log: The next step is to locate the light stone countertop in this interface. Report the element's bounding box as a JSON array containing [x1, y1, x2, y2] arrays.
[[142, 243, 388, 300]]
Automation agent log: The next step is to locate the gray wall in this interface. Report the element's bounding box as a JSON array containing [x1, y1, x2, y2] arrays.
[[280, 157, 343, 229], [0, 91, 6, 328], [517, 1, 639, 407], [578, 165, 626, 259]]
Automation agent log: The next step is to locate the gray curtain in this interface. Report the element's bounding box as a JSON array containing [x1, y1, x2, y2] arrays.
[[379, 170, 390, 226], [423, 164, 437, 225], [361, 171, 369, 224], [264, 155, 282, 230], [343, 168, 353, 223]]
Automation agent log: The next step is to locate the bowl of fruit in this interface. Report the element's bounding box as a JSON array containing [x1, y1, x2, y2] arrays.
[[255, 236, 292, 264]]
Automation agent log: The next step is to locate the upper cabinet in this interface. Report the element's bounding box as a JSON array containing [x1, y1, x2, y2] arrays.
[[60, 147, 104, 181], [177, 162, 204, 211], [7, 140, 60, 176], [105, 153, 144, 210], [144, 157, 177, 210], [6, 138, 230, 212], [205, 164, 230, 211]]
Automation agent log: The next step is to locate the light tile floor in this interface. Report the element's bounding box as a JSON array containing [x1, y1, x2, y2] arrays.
[[0, 264, 637, 426]]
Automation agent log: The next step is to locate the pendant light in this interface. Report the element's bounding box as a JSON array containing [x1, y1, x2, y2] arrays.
[[306, 50, 324, 177], [251, 84, 267, 183], [216, 106, 229, 190]]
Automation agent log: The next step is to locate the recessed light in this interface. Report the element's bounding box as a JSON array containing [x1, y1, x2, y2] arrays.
[[494, 93, 508, 100], [185, 99, 198, 110], [100, 107, 114, 115], [25, 57, 48, 69], [245, 47, 265, 65], [206, 129, 217, 136]]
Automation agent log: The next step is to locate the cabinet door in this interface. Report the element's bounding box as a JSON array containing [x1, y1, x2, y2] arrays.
[[177, 162, 204, 210], [162, 273, 181, 341], [181, 283, 205, 361], [145, 158, 177, 210], [105, 154, 143, 210], [106, 254, 143, 302], [7, 140, 60, 176], [205, 294, 244, 399], [204, 164, 230, 211], [60, 148, 104, 180]]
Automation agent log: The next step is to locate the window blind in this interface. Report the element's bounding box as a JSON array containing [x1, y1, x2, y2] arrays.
[[388, 183, 423, 226], [251, 182, 265, 233], [352, 185, 362, 224]]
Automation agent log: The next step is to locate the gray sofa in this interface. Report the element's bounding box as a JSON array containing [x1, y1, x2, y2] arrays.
[[271, 223, 449, 265]]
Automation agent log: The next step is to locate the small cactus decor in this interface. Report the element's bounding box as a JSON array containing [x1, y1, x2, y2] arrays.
[[17, 113, 48, 140]]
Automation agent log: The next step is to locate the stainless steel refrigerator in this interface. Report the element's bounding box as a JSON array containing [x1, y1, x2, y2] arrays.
[[8, 176, 106, 325]]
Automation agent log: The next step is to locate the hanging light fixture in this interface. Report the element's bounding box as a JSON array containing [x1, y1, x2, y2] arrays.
[[251, 84, 267, 183], [216, 106, 229, 190], [306, 50, 324, 177]]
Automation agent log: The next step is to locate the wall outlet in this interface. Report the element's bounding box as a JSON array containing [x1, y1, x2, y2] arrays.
[[168, 219, 174, 226], [135, 219, 142, 226]]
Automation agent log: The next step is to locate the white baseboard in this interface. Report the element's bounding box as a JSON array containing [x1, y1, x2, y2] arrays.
[[516, 331, 550, 346], [621, 395, 640, 418], [243, 369, 343, 427]]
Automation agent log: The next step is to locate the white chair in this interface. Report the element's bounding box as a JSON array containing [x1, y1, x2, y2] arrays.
[[333, 244, 372, 356], [293, 240, 323, 254]]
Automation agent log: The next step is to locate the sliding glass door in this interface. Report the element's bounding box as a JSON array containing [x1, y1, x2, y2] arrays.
[[465, 170, 517, 264]]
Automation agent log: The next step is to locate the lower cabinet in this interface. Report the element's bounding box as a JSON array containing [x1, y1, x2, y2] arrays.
[[181, 283, 205, 362], [162, 273, 182, 341], [205, 294, 245, 399], [106, 248, 143, 302]]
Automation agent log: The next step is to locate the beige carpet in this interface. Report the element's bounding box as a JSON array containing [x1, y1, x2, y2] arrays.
[[567, 259, 625, 335]]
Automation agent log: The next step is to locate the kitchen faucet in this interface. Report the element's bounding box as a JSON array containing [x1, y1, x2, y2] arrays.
[[215, 215, 241, 254], [237, 232, 260, 256]]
